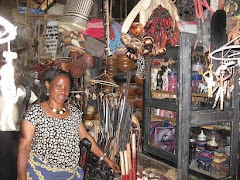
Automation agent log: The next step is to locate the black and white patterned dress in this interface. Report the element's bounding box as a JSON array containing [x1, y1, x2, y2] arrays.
[[23, 104, 82, 169]]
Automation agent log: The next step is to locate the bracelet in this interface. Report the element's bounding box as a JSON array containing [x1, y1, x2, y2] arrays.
[[99, 153, 107, 161]]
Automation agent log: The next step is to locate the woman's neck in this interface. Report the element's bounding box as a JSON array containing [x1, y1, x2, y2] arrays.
[[47, 100, 64, 111]]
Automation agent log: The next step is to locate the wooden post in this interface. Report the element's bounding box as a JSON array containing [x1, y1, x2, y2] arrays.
[[177, 32, 192, 180]]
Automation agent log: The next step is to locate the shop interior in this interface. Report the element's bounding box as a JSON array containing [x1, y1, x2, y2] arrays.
[[0, 0, 240, 179]]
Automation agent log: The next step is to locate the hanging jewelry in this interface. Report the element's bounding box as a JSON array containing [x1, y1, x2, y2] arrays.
[[136, 55, 146, 79], [47, 101, 66, 114]]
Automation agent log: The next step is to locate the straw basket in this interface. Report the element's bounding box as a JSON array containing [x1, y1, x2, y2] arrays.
[[58, 0, 94, 32]]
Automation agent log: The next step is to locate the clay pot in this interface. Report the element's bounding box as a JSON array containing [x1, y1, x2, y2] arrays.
[[104, 58, 117, 66], [119, 83, 137, 97], [113, 71, 136, 83], [130, 22, 144, 37], [134, 76, 144, 85], [106, 65, 117, 77], [82, 53, 95, 69], [116, 55, 135, 72], [135, 85, 143, 97], [135, 98, 143, 109]]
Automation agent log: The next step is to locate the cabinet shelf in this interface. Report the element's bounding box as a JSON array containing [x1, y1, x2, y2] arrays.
[[189, 166, 228, 180], [146, 98, 177, 111], [150, 115, 176, 124]]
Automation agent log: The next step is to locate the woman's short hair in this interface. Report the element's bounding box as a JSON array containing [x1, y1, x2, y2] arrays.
[[40, 67, 72, 102]]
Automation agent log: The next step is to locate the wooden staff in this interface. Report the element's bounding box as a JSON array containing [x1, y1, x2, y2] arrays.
[[120, 151, 126, 180], [127, 143, 133, 180], [124, 150, 129, 180], [132, 131, 137, 180]]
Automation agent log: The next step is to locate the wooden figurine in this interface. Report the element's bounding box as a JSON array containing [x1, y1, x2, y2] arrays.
[[212, 65, 232, 110]]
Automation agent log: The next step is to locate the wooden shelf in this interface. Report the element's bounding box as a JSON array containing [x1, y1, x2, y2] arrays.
[[151, 115, 176, 125], [152, 90, 208, 97], [202, 125, 231, 131], [189, 165, 228, 179]]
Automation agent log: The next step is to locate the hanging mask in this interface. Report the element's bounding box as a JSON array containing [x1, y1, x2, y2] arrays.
[[130, 22, 144, 38], [120, 33, 132, 47], [141, 36, 154, 55]]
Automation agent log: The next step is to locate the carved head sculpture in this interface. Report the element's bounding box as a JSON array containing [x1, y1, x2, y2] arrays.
[[121, 33, 132, 47], [141, 36, 154, 55], [130, 22, 144, 37]]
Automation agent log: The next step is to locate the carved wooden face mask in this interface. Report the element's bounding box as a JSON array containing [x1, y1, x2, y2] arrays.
[[130, 22, 144, 37], [141, 36, 154, 55], [126, 38, 142, 60], [121, 34, 132, 47]]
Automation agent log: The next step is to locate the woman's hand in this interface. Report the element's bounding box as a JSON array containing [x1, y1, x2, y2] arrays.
[[106, 158, 121, 173]]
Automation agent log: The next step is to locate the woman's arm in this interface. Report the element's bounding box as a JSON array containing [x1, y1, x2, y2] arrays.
[[78, 123, 120, 173], [17, 120, 35, 180]]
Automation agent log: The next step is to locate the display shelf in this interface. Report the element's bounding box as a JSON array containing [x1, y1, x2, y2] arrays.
[[150, 115, 176, 123], [189, 166, 229, 180], [143, 32, 239, 179]]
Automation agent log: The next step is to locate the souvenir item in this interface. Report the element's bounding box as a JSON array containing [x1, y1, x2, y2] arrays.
[[177, 0, 195, 21], [116, 55, 135, 72], [135, 98, 143, 109], [198, 130, 207, 141], [143, 5, 180, 56], [70, 52, 83, 78], [121, 0, 180, 34], [120, 34, 132, 47], [141, 36, 154, 55], [212, 64, 232, 110], [85, 36, 105, 58], [82, 53, 95, 69], [130, 22, 144, 37], [106, 65, 118, 78], [105, 57, 117, 66], [134, 76, 144, 85], [58, 58, 70, 73], [135, 86, 143, 97], [58, 0, 94, 32]]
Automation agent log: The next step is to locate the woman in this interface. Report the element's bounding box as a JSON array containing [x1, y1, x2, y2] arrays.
[[17, 68, 120, 180]]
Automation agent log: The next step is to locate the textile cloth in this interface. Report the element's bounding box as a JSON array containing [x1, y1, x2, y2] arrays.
[[26, 151, 84, 180]]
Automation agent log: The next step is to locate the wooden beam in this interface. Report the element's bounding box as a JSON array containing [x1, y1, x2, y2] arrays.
[[39, 0, 54, 10]]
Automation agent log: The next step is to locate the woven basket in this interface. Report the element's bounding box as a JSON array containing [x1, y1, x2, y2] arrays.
[[58, 0, 94, 32]]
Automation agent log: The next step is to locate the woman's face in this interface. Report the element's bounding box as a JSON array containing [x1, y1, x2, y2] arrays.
[[45, 74, 71, 104]]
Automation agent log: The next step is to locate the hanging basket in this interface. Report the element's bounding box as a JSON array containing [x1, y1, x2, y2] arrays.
[[58, 0, 94, 32]]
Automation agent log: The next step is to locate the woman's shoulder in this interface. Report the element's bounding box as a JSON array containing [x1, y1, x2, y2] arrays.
[[26, 103, 43, 114], [28, 103, 41, 110]]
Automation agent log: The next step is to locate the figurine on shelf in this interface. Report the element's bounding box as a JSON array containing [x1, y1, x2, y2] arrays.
[[212, 65, 232, 110], [202, 64, 215, 98]]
